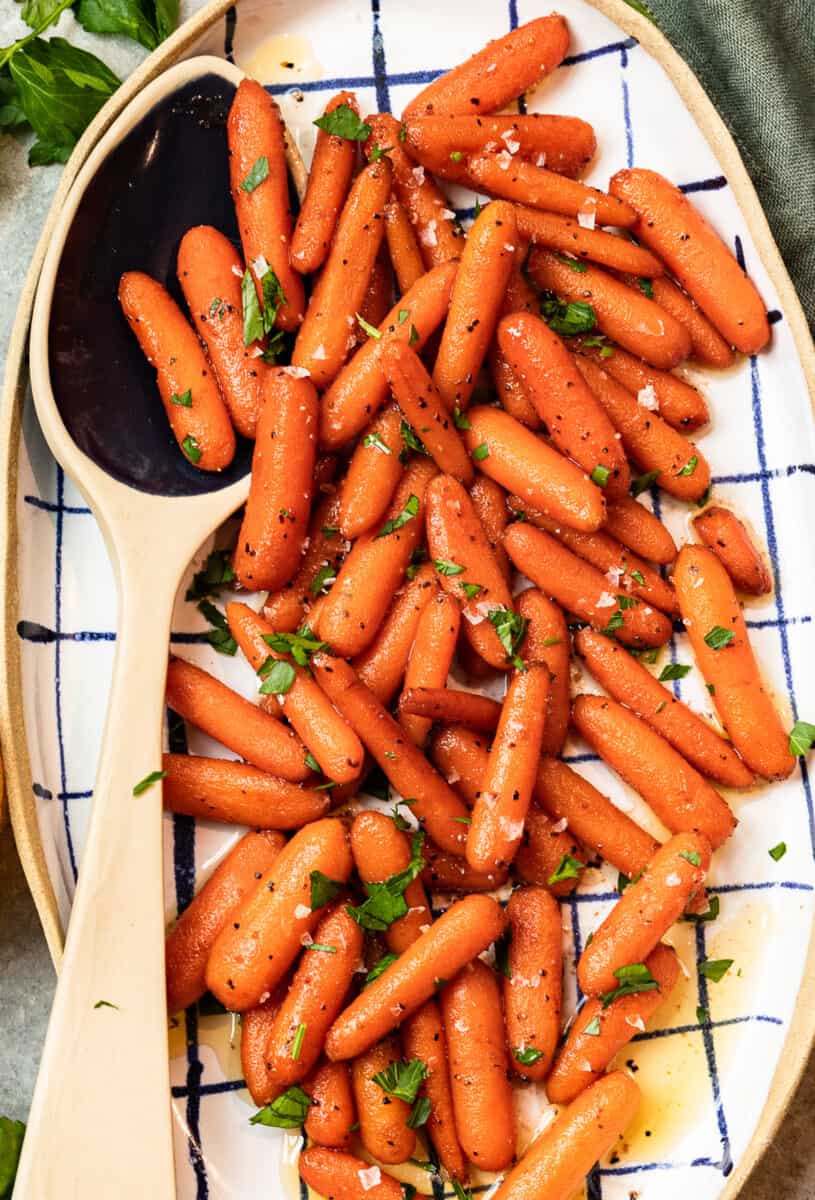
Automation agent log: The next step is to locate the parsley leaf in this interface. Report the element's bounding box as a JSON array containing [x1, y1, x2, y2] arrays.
[[250, 1085, 312, 1129], [472, 442, 490, 462], [290, 1023, 306, 1060], [680, 849, 702, 867], [375, 493, 420, 540], [683, 894, 720, 924], [93, 999, 119, 1010], [630, 470, 660, 497], [347, 833, 425, 931], [400, 419, 428, 458], [363, 430, 392, 454], [314, 103, 371, 142], [769, 841, 787, 861], [171, 389, 192, 407], [365, 952, 399, 988], [617, 869, 643, 893], [453, 406, 471, 430], [548, 854, 583, 886], [240, 155, 269, 193], [677, 455, 698, 477], [263, 626, 327, 667], [372, 1058, 428, 1104], [407, 1095, 431, 1129], [181, 434, 201, 464], [704, 626, 735, 651], [513, 1046, 543, 1065], [434, 559, 465, 576], [310, 564, 337, 597], [258, 659, 296, 696], [310, 870, 343, 910], [699, 958, 733, 983], [186, 549, 235, 601], [540, 291, 596, 336], [356, 312, 382, 340], [198, 599, 237, 655], [486, 607, 528, 669], [658, 663, 691, 681], [461, 582, 483, 601], [132, 769, 166, 796], [494, 928, 512, 979], [637, 277, 654, 299], [600, 963, 659, 1008], [590, 465, 610, 487], [789, 720, 815, 757], [553, 252, 588, 273]]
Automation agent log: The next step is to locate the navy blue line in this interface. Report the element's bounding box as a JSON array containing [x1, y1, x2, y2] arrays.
[[53, 467, 77, 882], [183, 1007, 208, 1199], [172, 1078, 246, 1099], [568, 879, 814, 905], [370, 0, 390, 113], [695, 923, 733, 1174], [633, 1012, 782, 1044], [713, 463, 815, 484], [561, 37, 637, 67], [223, 4, 236, 63], [24, 494, 91, 515], [620, 44, 634, 169], [679, 176, 727, 194], [599, 1158, 719, 1177]]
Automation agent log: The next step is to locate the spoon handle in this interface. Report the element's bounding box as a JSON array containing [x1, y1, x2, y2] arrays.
[[14, 543, 178, 1199]]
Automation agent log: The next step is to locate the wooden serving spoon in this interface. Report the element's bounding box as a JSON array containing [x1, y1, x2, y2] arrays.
[[16, 56, 306, 1198]]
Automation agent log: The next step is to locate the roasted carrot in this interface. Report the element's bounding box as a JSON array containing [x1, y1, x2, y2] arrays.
[[382, 343, 474, 483], [399, 590, 461, 745], [574, 338, 709, 433], [161, 753, 330, 829], [514, 806, 584, 897], [421, 841, 508, 893], [242, 994, 282, 1106], [465, 154, 636, 228], [118, 271, 236, 471], [693, 506, 772, 596], [471, 476, 511, 579], [401, 1000, 468, 1181], [299, 1148, 404, 1200], [517, 588, 570, 756], [291, 91, 359, 275], [338, 402, 405, 539], [489, 242, 542, 429], [352, 1037, 416, 1164], [399, 686, 502, 731], [354, 564, 437, 703], [404, 113, 595, 180], [354, 247, 394, 349], [651, 275, 735, 367], [604, 494, 677, 566], [350, 811, 431, 954], [504, 887, 562, 1080], [263, 494, 346, 633], [428, 725, 494, 800], [304, 1061, 357, 1148], [384, 198, 426, 295], [515, 207, 664, 276], [674, 545, 794, 779]]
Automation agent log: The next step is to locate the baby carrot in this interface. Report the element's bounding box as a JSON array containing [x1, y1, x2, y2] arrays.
[[382, 343, 474, 484], [489, 1072, 640, 1200], [299, 1148, 404, 1200], [514, 207, 664, 276], [350, 811, 431, 954], [165, 658, 310, 782], [440, 960, 515, 1171], [233, 369, 317, 591], [227, 79, 305, 331], [354, 564, 437, 703], [429, 724, 497, 801], [166, 830, 284, 1014], [517, 588, 571, 756], [515, 806, 584, 897], [242, 994, 282, 1105], [352, 1038, 416, 1164], [403, 113, 596, 180], [504, 887, 562, 1080], [339, 402, 404, 539], [399, 589, 461, 745], [291, 91, 359, 275], [693, 505, 772, 596], [399, 686, 502, 731], [674, 545, 794, 779], [489, 242, 542, 429], [118, 271, 236, 471], [575, 628, 754, 788], [497, 312, 630, 497], [304, 1061, 356, 1148], [356, 247, 394, 343], [575, 338, 709, 433], [609, 168, 770, 353], [384, 199, 426, 294], [422, 842, 508, 893], [465, 154, 636, 228], [651, 275, 735, 367], [161, 753, 330, 829], [206, 817, 353, 1010], [577, 831, 710, 995], [325, 894, 506, 1060], [263, 494, 346, 633], [604, 494, 677, 566], [471, 476, 511, 579], [401, 1000, 468, 1181]]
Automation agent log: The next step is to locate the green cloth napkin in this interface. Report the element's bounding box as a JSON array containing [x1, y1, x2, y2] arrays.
[[643, 0, 815, 332]]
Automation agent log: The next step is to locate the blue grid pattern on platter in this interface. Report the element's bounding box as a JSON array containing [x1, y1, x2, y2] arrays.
[[16, 2, 815, 1198]]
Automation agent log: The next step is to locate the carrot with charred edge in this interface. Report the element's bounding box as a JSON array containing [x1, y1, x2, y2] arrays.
[[384, 199, 426, 295], [440, 960, 515, 1172], [467, 664, 550, 871], [529, 249, 692, 369], [320, 260, 458, 449], [355, 248, 394, 348], [515, 806, 584, 897], [400, 590, 461, 745], [432, 200, 517, 412], [118, 272, 236, 471], [505, 887, 562, 1080], [354, 564, 437, 704], [548, 943, 679, 1104], [227, 79, 305, 330], [382, 343, 474, 484], [399, 686, 502, 731], [206, 818, 353, 1010], [352, 1037, 416, 1164], [465, 154, 636, 228], [242, 994, 283, 1106], [404, 113, 596, 180], [489, 242, 542, 429], [316, 457, 437, 658], [490, 1073, 640, 1200], [402, 1001, 468, 1182], [515, 207, 664, 276], [165, 658, 310, 782], [604, 494, 677, 566], [572, 694, 737, 848], [575, 628, 754, 789], [422, 841, 508, 892], [350, 811, 431, 954], [517, 588, 570, 756], [263, 494, 346, 633], [299, 1148, 404, 1200], [291, 91, 359, 275], [574, 356, 711, 503], [574, 338, 709, 433], [404, 15, 569, 119], [577, 831, 710, 995], [325, 894, 506, 1060], [166, 831, 284, 1014], [161, 754, 330, 829], [425, 474, 514, 670], [504, 524, 673, 649], [693, 506, 772, 596], [498, 312, 630, 497], [303, 1061, 356, 1148], [233, 370, 317, 591], [293, 158, 392, 387], [339, 402, 405, 539], [650, 275, 735, 367], [674, 545, 794, 780], [609, 168, 769, 354], [471, 476, 511, 579], [312, 654, 470, 855], [177, 226, 266, 440]]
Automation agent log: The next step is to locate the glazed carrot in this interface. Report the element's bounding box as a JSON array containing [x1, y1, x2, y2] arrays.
[[263, 494, 346, 633], [299, 1148, 404, 1200], [206, 817, 353, 1010], [242, 994, 282, 1105], [529, 249, 692, 369], [166, 831, 284, 1013], [382, 343, 474, 483], [356, 248, 394, 347], [517, 588, 571, 756], [577, 831, 710, 995], [693, 506, 772, 596], [440, 960, 515, 1171], [118, 271, 236, 471], [572, 694, 737, 848], [354, 564, 437, 703], [233, 369, 317, 591], [165, 658, 310, 782], [304, 1061, 356, 1148], [468, 481, 509, 583], [291, 91, 359, 275], [325, 894, 506, 1060], [293, 158, 392, 388], [384, 199, 426, 295], [498, 312, 630, 497], [489, 242, 542, 429], [574, 338, 709, 432], [651, 275, 735, 367], [404, 113, 595, 180], [490, 1072, 640, 1200], [161, 754, 330, 829], [429, 724, 493, 801], [504, 524, 673, 649], [604, 494, 677, 566], [226, 602, 364, 784], [350, 811, 431, 954], [339, 402, 405, 539], [316, 458, 437, 657], [399, 686, 502, 731], [403, 15, 569, 119], [455, 631, 501, 682], [515, 207, 664, 276], [465, 154, 636, 228], [504, 887, 562, 1080], [548, 943, 679, 1104], [515, 806, 584, 897], [574, 355, 711, 502], [424, 474, 514, 669], [320, 260, 458, 449], [312, 655, 469, 854], [432, 200, 517, 412], [674, 545, 794, 779], [177, 225, 266, 439], [399, 589, 461, 744], [575, 628, 754, 788], [421, 842, 508, 892], [352, 1038, 416, 1164], [401, 1001, 468, 1181], [467, 664, 550, 871], [609, 168, 770, 353]]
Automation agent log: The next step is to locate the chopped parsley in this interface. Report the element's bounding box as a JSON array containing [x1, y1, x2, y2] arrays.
[[372, 1058, 427, 1104], [453, 406, 471, 430], [540, 292, 596, 336], [600, 963, 659, 1008], [434, 559, 465, 576], [250, 1085, 312, 1129], [365, 952, 399, 988], [310, 564, 336, 597], [677, 455, 698, 477], [699, 958, 733, 983], [472, 442, 490, 462], [769, 842, 787, 862], [310, 871, 343, 910], [789, 720, 815, 757], [314, 103, 371, 142], [548, 854, 583, 886], [590, 465, 610, 488], [637, 277, 654, 299], [461, 582, 483, 601], [513, 1046, 543, 1065], [683, 895, 720, 924], [346, 832, 425, 931], [659, 663, 690, 682], [240, 155, 269, 193], [363, 430, 392, 454], [258, 659, 296, 696], [356, 312, 382, 340], [263, 626, 327, 667], [186, 549, 235, 601], [181, 434, 201, 464], [290, 1023, 306, 1060], [197, 599, 237, 655], [375, 493, 420, 540], [132, 769, 167, 796], [704, 626, 735, 651], [630, 470, 660, 498], [171, 389, 192, 407]]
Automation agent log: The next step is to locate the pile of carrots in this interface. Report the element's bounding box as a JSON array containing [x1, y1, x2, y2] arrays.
[[122, 12, 813, 1200]]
